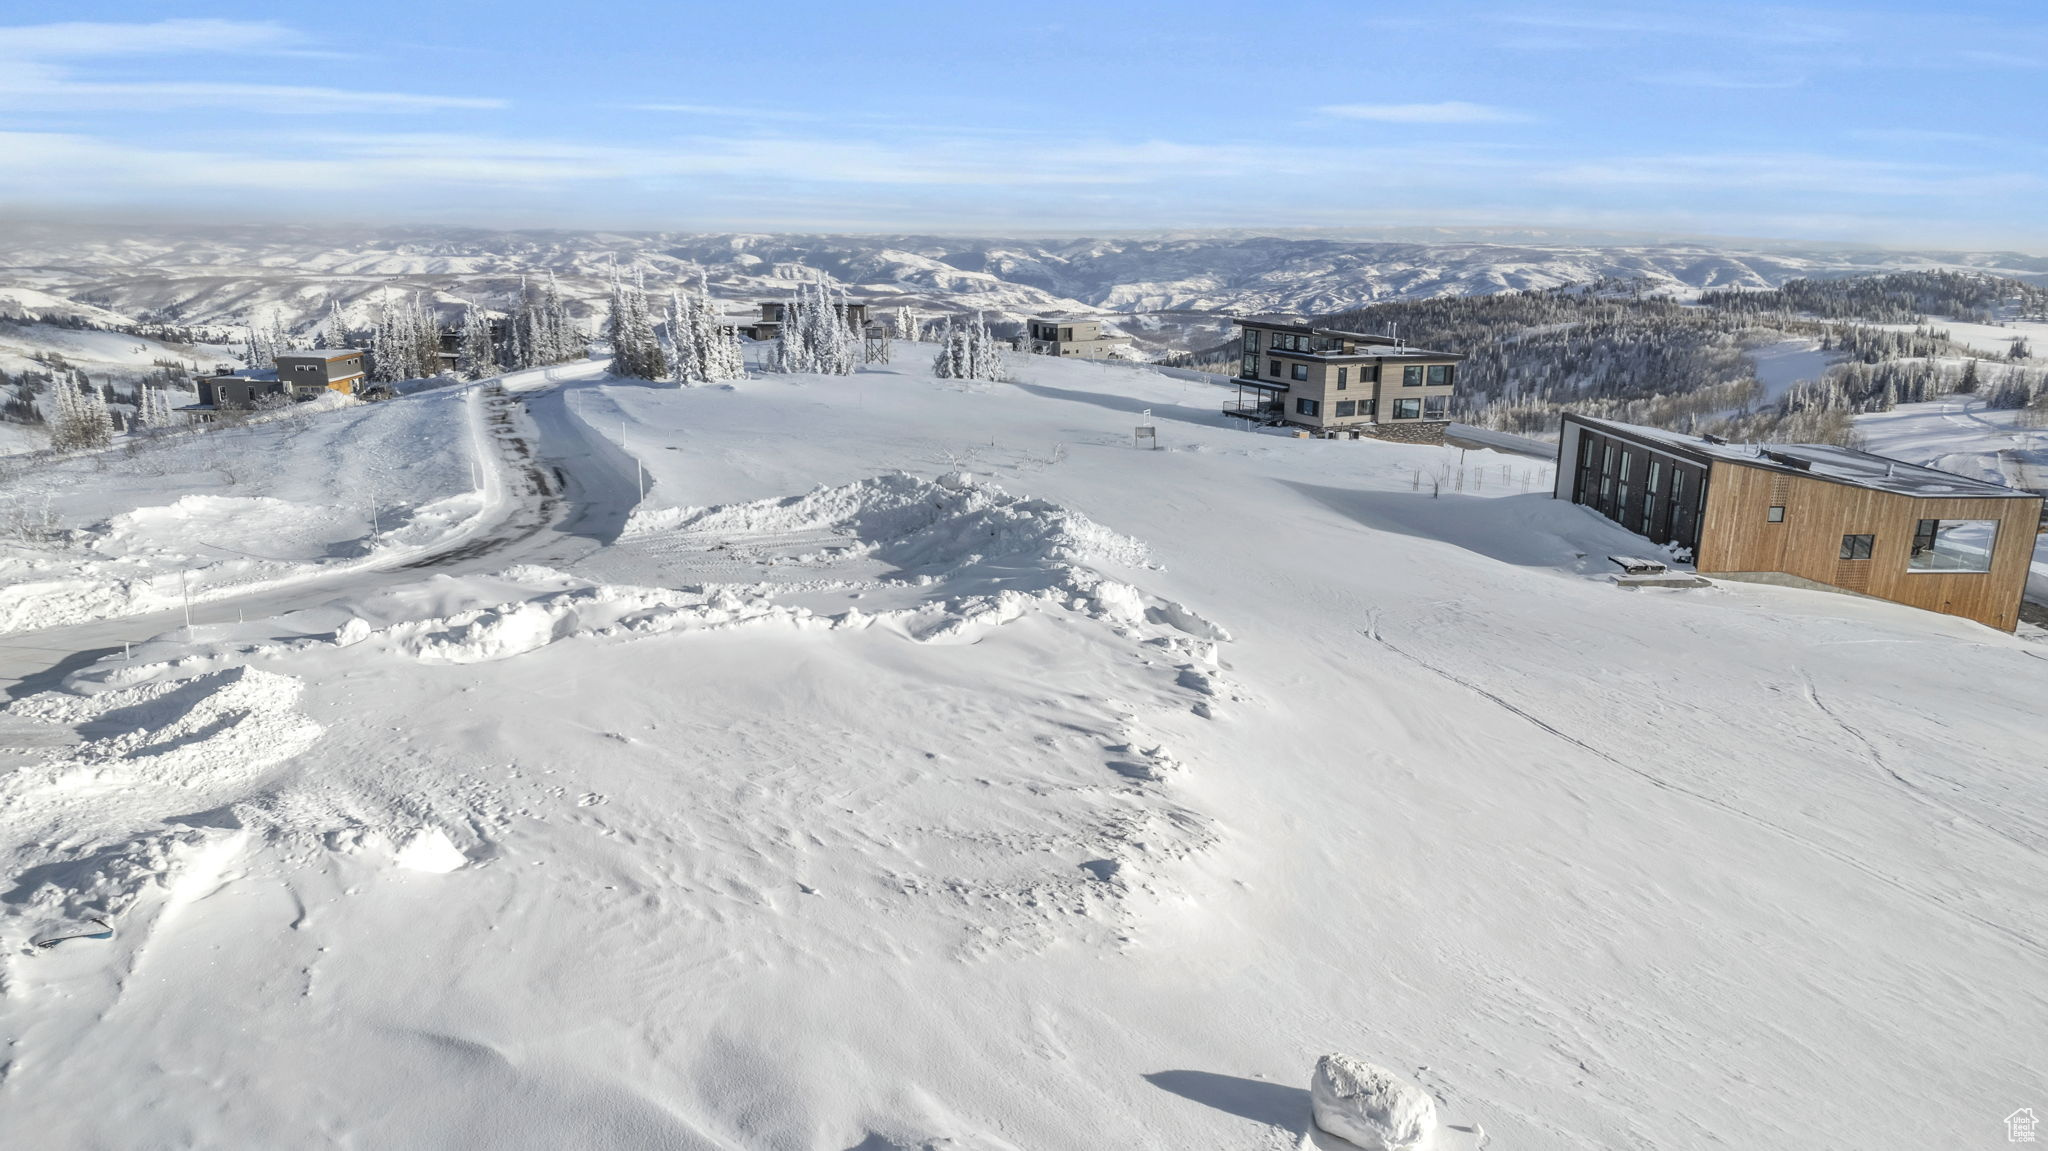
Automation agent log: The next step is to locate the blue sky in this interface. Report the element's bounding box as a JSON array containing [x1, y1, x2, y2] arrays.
[[1, 2, 2044, 248]]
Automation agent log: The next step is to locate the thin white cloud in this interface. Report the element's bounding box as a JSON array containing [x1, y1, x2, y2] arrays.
[[0, 19, 501, 113], [1317, 102, 1532, 124], [634, 103, 818, 121], [0, 18, 295, 58], [1637, 70, 1805, 90]]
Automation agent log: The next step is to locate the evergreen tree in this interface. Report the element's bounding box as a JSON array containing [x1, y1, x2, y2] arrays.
[[458, 300, 500, 380], [764, 280, 857, 375], [605, 275, 667, 380]]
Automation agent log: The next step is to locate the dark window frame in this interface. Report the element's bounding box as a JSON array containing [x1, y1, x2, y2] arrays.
[[1336, 367, 1348, 390], [1296, 397, 1321, 417], [1334, 399, 1357, 417], [1403, 365, 1424, 387], [1393, 397, 1421, 419], [1426, 364, 1452, 386], [1839, 533, 1875, 561], [1291, 363, 1309, 382], [1423, 394, 1448, 420], [1767, 505, 1786, 523]]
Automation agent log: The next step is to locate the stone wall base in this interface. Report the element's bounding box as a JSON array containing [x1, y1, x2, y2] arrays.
[[1358, 421, 1451, 445]]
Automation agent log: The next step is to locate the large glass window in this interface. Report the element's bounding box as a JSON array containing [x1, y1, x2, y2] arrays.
[[1393, 397, 1421, 419], [1296, 397, 1321, 417], [1909, 519, 1999, 572], [1242, 329, 1260, 350], [1600, 444, 1615, 500], [1423, 395, 1447, 419], [1839, 534, 1875, 560], [1334, 400, 1357, 417], [1617, 450, 1633, 514], [1403, 365, 1424, 386], [1427, 364, 1452, 386]]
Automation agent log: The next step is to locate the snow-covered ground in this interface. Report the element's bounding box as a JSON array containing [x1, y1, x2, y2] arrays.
[[1744, 335, 1833, 405], [1878, 317, 2048, 360], [2, 349, 2045, 1148]]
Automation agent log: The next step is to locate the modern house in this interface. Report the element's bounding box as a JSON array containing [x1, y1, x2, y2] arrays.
[[1557, 413, 2043, 631], [179, 348, 367, 420], [1224, 316, 1463, 442], [1020, 317, 1130, 360], [749, 298, 869, 341], [275, 349, 367, 397]]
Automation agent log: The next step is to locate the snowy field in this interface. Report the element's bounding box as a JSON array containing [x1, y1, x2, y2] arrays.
[[1, 349, 2045, 1148], [1878, 317, 2048, 359]]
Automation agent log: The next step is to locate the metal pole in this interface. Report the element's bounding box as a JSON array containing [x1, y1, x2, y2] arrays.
[[179, 568, 192, 631]]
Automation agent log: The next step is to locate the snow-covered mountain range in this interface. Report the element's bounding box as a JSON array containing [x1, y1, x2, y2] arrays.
[[6, 222, 2046, 357]]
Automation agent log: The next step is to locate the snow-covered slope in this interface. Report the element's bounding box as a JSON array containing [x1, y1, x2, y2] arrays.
[[1, 350, 2043, 1148]]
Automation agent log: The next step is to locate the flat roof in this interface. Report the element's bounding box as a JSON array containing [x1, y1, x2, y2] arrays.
[[279, 348, 364, 359], [1238, 315, 1459, 360], [1564, 413, 2036, 501]]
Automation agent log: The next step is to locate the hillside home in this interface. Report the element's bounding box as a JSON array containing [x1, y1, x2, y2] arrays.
[[1557, 413, 2043, 631], [1021, 317, 1131, 359], [749, 298, 869, 341], [179, 348, 367, 420], [1225, 316, 1462, 443], [275, 349, 367, 397]]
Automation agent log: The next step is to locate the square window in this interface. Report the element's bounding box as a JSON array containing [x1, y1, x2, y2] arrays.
[[1291, 364, 1309, 381], [1423, 395, 1447, 419], [1839, 533, 1875, 560], [1767, 505, 1785, 523], [1403, 365, 1424, 386], [1334, 400, 1357, 417], [1295, 397, 1320, 416], [1393, 398, 1421, 419], [1427, 364, 1451, 386]]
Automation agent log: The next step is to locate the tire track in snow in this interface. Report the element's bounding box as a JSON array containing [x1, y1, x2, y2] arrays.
[[1800, 671, 2046, 861], [1361, 625, 2048, 962]]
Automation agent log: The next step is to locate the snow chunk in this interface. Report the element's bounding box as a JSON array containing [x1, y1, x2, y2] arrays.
[[394, 827, 469, 873], [1310, 1055, 1438, 1151]]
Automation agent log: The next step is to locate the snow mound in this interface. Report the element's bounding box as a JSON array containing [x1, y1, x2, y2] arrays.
[[364, 582, 820, 664], [7, 667, 323, 813], [629, 471, 1151, 575], [394, 827, 469, 873], [1310, 1055, 1438, 1151]]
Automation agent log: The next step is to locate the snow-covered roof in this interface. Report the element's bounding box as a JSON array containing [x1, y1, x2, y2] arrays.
[[283, 348, 364, 359], [1566, 414, 2036, 501]]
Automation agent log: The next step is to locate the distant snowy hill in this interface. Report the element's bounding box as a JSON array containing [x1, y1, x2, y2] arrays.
[[5, 222, 2045, 358]]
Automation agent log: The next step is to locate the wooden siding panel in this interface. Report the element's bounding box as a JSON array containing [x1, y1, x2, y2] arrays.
[[1698, 460, 2038, 630]]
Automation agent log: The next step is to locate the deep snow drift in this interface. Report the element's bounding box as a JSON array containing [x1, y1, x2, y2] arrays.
[[1, 348, 2044, 1149]]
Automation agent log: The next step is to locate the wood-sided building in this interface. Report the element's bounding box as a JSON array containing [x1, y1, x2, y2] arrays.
[[1557, 413, 2043, 631]]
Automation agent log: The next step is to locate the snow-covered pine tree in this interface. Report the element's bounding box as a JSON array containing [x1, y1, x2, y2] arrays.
[[49, 374, 113, 451], [696, 275, 744, 381], [605, 275, 667, 380], [458, 301, 500, 380], [413, 295, 444, 379]]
